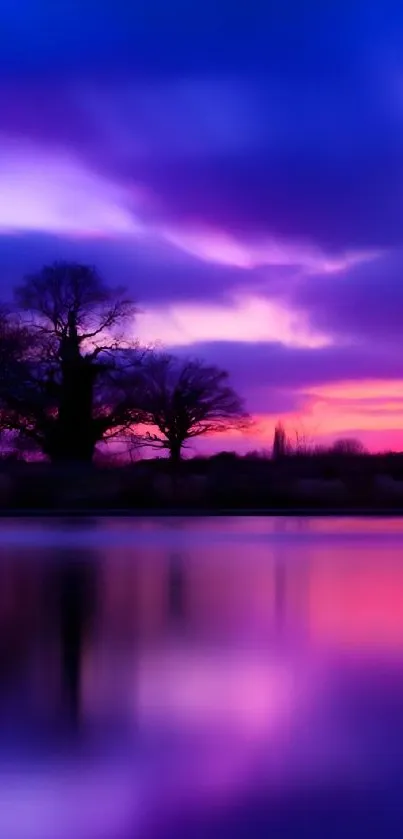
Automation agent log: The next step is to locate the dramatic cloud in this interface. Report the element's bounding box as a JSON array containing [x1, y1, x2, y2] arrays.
[[168, 341, 403, 450], [137, 296, 330, 350], [1, 0, 403, 449], [0, 141, 140, 237], [171, 342, 403, 391], [292, 250, 403, 345], [0, 232, 260, 305]]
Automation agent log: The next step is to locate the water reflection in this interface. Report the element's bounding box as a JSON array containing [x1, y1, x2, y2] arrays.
[[53, 552, 98, 727], [167, 553, 186, 624], [0, 518, 403, 838]]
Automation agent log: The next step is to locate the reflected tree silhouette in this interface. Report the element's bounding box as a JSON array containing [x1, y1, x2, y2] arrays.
[[272, 519, 288, 637], [0, 556, 40, 695], [167, 553, 186, 624], [274, 558, 287, 634], [47, 550, 99, 728], [272, 518, 312, 642]]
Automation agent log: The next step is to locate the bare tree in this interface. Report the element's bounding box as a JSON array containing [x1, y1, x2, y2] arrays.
[[15, 261, 136, 350], [140, 354, 249, 463], [331, 437, 366, 456], [1, 262, 145, 463], [272, 422, 288, 460], [290, 420, 318, 455], [0, 307, 32, 379]]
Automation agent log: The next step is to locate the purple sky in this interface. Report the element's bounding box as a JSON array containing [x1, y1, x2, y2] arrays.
[[1, 0, 403, 451]]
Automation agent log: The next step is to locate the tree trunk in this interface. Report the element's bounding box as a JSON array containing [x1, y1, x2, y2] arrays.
[[169, 440, 182, 465], [55, 321, 97, 464]]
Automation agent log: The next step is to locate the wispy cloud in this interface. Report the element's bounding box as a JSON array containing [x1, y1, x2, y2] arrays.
[[137, 294, 331, 349], [0, 140, 141, 237]]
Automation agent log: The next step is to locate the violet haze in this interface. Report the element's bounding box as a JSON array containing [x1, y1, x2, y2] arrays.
[[1, 1, 403, 451]]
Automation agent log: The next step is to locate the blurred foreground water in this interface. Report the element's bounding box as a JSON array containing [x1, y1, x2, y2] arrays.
[[1, 516, 403, 838]]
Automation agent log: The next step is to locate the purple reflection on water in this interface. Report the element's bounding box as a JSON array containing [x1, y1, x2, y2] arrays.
[[0, 517, 403, 838]]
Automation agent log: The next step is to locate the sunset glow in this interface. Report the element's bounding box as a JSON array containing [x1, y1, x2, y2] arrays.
[[0, 1, 402, 453]]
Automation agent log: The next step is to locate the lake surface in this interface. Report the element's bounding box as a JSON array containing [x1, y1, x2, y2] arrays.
[[1, 516, 403, 838]]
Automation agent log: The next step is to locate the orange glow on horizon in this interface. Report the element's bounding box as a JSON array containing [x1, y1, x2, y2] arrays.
[[312, 380, 403, 401]]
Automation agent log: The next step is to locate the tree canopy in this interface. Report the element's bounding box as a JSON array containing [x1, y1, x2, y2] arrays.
[[0, 262, 144, 462], [0, 263, 248, 464], [140, 354, 249, 462]]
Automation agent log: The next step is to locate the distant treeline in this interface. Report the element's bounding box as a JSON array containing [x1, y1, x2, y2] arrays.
[[0, 260, 388, 484], [1, 450, 403, 511]]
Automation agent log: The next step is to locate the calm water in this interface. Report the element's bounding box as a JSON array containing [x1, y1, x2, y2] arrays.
[[1, 516, 403, 838]]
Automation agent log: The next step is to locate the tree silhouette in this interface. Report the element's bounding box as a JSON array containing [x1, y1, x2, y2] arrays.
[[272, 422, 288, 460], [0, 308, 38, 454], [57, 552, 98, 728], [331, 437, 366, 456], [0, 307, 36, 393], [15, 262, 135, 344], [141, 354, 249, 463], [0, 262, 146, 463]]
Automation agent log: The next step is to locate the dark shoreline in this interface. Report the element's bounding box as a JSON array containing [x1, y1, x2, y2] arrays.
[[0, 507, 403, 518]]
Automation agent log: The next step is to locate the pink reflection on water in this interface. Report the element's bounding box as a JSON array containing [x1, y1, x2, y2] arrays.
[[0, 518, 403, 838], [135, 648, 298, 734]]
